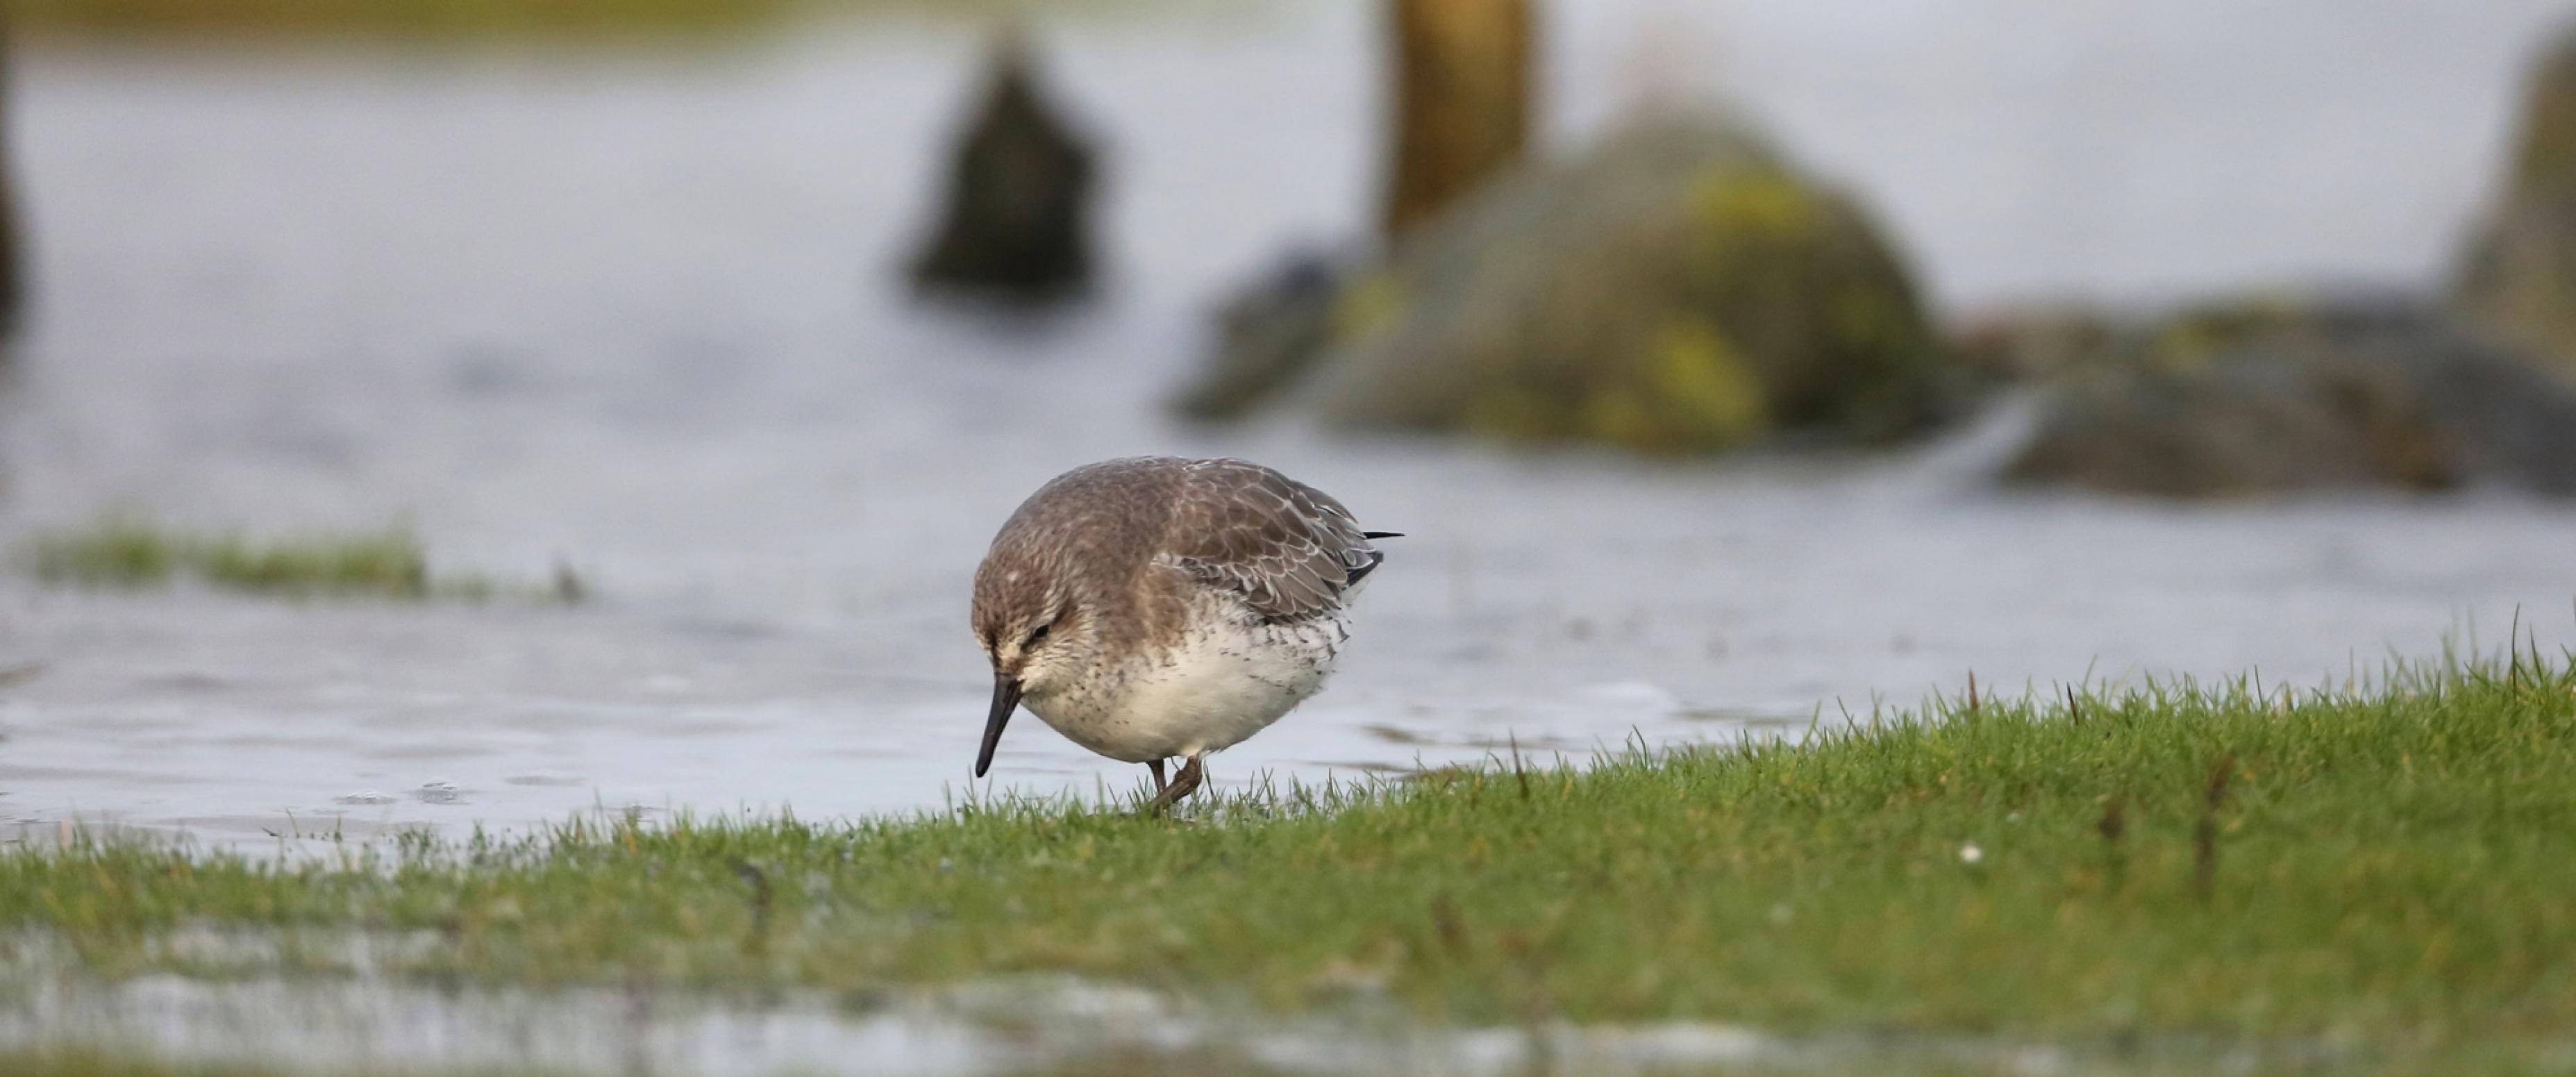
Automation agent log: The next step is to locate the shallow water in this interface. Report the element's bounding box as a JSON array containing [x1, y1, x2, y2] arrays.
[[1, 1, 2575, 849], [0, 956, 2345, 1077]]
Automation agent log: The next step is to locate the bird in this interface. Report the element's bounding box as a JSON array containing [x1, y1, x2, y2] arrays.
[[969, 456, 1398, 810]]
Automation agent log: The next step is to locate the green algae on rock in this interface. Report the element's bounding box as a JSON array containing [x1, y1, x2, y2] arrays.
[[1176, 112, 1959, 455], [1320, 115, 1954, 453]]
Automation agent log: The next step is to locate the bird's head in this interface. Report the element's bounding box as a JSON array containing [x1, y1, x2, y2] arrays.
[[970, 556, 1099, 694], [967, 549, 1096, 776]]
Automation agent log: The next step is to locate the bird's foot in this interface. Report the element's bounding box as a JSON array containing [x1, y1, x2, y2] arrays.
[[1146, 756, 1203, 815]]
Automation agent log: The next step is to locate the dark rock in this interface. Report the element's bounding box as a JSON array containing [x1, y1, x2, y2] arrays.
[[2457, 24, 2576, 373], [907, 33, 1097, 305], [1171, 250, 1347, 421], [2002, 299, 2576, 497], [1176, 112, 1958, 454]]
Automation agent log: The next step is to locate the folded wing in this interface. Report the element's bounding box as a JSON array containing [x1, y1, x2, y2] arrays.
[[1164, 459, 1386, 623]]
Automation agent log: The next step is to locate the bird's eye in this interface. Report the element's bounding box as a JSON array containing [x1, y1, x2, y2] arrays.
[[1026, 624, 1051, 646]]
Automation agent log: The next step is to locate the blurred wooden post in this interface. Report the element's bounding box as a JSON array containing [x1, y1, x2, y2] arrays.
[[0, 11, 20, 340], [1382, 0, 1532, 241], [908, 30, 1098, 306]]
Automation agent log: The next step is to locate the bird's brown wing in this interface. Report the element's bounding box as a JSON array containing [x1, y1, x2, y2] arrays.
[[1163, 458, 1384, 623]]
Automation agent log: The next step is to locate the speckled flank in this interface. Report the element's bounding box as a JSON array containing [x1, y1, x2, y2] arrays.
[[969, 457, 1388, 767]]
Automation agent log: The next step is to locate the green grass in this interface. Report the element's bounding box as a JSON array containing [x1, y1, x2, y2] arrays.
[[6, 0, 1184, 43], [0, 1053, 391, 1077], [11, 1055, 2554, 1077], [22, 517, 575, 602], [10, 0, 823, 41], [4, 653, 2575, 1074], [0, 1053, 1270, 1077]]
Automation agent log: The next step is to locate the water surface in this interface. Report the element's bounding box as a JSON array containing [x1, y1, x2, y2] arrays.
[[1, 1, 2573, 846]]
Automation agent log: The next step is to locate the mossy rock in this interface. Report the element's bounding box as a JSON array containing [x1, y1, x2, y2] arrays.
[[2455, 24, 2576, 374], [1963, 293, 2386, 383], [2003, 300, 2576, 498], [1175, 112, 1957, 453], [1315, 115, 1954, 453]]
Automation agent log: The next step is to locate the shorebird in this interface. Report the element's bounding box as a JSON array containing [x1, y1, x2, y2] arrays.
[[969, 457, 1397, 810]]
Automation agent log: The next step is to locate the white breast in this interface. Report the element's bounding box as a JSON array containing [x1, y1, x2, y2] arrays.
[[1026, 602, 1350, 763]]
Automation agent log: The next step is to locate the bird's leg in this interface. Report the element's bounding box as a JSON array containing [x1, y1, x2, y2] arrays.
[[1151, 755, 1205, 812], [1147, 758, 1169, 795]]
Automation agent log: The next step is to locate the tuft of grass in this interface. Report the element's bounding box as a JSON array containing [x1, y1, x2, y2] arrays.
[[4, 653, 2575, 1072], [26, 517, 180, 587], [190, 529, 429, 599], [19, 517, 567, 603]]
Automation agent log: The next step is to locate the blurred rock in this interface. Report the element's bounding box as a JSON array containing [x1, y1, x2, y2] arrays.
[[1383, 0, 1532, 240], [1952, 306, 2118, 382], [1305, 113, 1955, 453], [1171, 249, 1347, 421], [2002, 299, 2576, 497], [908, 33, 1096, 305], [2456, 25, 2576, 374], [1962, 294, 2357, 383]]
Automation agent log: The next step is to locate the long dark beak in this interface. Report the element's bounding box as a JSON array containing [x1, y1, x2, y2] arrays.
[[975, 675, 1023, 778]]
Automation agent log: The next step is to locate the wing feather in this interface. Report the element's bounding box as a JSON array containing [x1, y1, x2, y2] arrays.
[[1164, 459, 1385, 622]]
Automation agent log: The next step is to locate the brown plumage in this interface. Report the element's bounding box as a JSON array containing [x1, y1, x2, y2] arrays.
[[968, 457, 1395, 809]]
